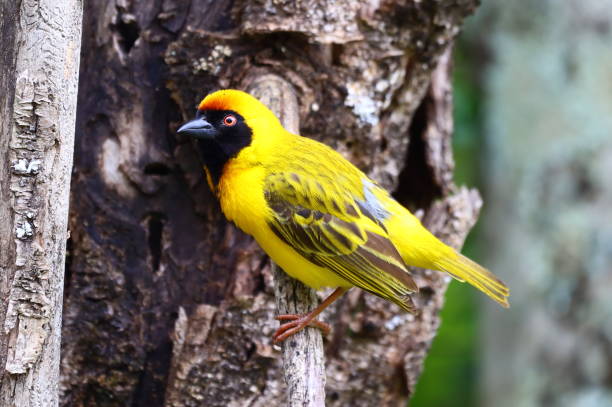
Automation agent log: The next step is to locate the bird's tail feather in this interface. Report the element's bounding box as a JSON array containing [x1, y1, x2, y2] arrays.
[[434, 253, 510, 308]]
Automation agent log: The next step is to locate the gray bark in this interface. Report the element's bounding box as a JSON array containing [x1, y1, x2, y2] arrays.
[[0, 0, 83, 405], [480, 0, 612, 406], [60, 1, 481, 406]]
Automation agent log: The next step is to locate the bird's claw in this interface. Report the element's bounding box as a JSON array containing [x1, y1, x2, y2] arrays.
[[273, 314, 331, 343]]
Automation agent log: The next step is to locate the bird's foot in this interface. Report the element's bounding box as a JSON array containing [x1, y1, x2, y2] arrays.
[[273, 314, 331, 343]]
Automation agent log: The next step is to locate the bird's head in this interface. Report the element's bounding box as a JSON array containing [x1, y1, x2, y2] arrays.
[[178, 89, 284, 187]]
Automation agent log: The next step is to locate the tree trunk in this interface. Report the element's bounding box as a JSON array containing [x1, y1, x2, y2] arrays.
[[60, 1, 480, 406], [479, 1, 612, 406], [0, 0, 83, 405]]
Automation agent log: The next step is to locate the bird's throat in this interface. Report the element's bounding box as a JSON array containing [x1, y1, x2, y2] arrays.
[[195, 139, 229, 187]]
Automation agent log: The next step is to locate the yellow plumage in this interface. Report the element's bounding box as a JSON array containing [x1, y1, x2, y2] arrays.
[[188, 89, 510, 315]]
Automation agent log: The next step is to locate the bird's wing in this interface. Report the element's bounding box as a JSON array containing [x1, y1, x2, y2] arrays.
[[264, 171, 418, 312]]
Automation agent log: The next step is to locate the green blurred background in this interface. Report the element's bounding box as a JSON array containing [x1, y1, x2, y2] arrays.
[[411, 1, 612, 405]]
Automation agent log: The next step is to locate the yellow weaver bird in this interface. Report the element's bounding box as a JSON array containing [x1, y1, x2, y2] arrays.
[[178, 89, 509, 343]]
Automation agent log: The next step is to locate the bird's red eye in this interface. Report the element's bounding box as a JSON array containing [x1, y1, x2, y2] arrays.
[[223, 114, 237, 126]]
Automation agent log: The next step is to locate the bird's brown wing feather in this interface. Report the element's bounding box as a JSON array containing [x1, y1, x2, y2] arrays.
[[265, 171, 418, 312]]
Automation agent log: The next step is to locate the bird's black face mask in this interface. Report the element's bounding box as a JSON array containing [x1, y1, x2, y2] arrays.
[[177, 109, 252, 185]]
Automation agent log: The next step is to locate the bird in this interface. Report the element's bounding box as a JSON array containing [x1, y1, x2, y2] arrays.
[[177, 89, 509, 343]]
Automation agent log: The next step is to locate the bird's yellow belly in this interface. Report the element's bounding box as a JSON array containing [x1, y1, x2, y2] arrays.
[[218, 162, 350, 290]]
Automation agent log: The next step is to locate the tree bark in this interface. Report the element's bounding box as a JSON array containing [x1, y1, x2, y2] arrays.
[[0, 0, 83, 405], [60, 1, 480, 406], [479, 1, 612, 406]]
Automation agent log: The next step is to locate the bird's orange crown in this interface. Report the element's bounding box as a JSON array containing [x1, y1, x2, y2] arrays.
[[198, 89, 282, 130]]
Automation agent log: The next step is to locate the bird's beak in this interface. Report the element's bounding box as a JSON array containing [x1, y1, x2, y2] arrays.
[[177, 118, 217, 140]]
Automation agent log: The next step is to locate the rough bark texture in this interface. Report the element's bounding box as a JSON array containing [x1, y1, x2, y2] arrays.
[[60, 1, 480, 406], [480, 1, 612, 406], [0, 0, 83, 405]]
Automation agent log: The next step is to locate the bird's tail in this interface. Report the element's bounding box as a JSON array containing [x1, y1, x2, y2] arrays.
[[434, 253, 510, 308]]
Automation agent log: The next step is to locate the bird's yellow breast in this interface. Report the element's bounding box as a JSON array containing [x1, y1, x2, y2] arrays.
[[217, 158, 268, 235]]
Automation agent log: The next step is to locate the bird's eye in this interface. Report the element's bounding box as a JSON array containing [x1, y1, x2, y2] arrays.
[[223, 114, 237, 127]]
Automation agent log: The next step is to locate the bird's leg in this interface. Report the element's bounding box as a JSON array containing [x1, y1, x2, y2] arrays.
[[273, 287, 348, 343]]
